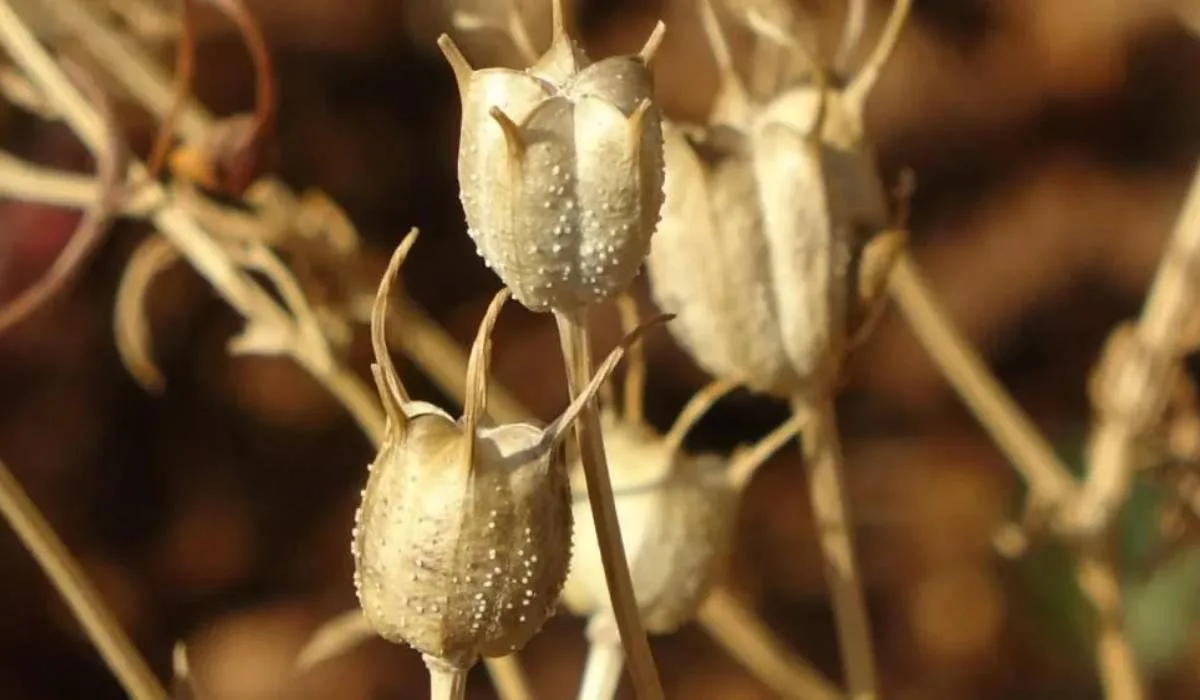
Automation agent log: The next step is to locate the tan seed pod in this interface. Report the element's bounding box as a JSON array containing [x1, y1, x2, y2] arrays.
[[646, 0, 911, 399], [560, 299, 802, 635], [352, 231, 669, 672], [437, 0, 668, 313]]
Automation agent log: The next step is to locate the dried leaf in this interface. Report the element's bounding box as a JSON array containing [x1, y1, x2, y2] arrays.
[[114, 235, 180, 392]]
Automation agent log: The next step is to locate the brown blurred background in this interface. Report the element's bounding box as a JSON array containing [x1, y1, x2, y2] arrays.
[[3, 0, 1200, 698]]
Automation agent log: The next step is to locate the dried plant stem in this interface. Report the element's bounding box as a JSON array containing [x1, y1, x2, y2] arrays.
[[577, 631, 624, 700], [698, 589, 842, 700], [555, 308, 663, 700], [795, 399, 875, 700], [1076, 543, 1144, 700], [1073, 157, 1200, 538], [425, 656, 469, 700], [887, 252, 1077, 506], [0, 457, 167, 700], [0, 153, 158, 213]]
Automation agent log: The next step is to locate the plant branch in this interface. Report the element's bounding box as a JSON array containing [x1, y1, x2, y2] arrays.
[[1071, 157, 1200, 538], [794, 399, 875, 700], [1076, 542, 1144, 700], [0, 456, 167, 700], [555, 307, 663, 699]]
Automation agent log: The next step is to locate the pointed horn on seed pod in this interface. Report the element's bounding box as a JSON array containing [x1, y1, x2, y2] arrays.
[[541, 313, 675, 450], [615, 295, 648, 427], [698, 0, 748, 103], [370, 229, 419, 438], [436, 35, 474, 96], [550, 0, 569, 42], [638, 21, 667, 65], [844, 0, 912, 115], [462, 288, 512, 468], [662, 378, 740, 456], [727, 413, 805, 488], [487, 106, 526, 159]]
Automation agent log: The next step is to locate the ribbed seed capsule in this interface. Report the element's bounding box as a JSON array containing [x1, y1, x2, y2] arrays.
[[647, 0, 911, 399], [437, 0, 668, 313], [352, 230, 668, 668]]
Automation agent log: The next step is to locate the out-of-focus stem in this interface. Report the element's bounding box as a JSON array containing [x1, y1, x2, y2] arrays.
[[698, 589, 842, 700], [888, 252, 1077, 508], [577, 625, 625, 700], [0, 457, 167, 700], [795, 399, 875, 700], [1076, 544, 1144, 700]]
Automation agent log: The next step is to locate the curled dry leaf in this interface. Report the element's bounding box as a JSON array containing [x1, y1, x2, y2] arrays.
[[437, 0, 667, 313], [0, 58, 126, 336], [647, 0, 912, 401], [351, 229, 670, 674], [114, 235, 179, 392]]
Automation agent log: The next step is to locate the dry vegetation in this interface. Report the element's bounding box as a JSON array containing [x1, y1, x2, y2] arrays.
[[1, 0, 1200, 699]]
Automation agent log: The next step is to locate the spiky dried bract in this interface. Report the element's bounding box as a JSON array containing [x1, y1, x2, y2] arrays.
[[647, 0, 909, 400], [438, 8, 668, 313], [353, 230, 669, 668], [561, 411, 737, 634]]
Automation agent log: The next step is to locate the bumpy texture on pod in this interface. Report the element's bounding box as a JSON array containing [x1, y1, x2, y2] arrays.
[[437, 2, 668, 313], [560, 409, 737, 634], [647, 0, 910, 399], [352, 231, 670, 666]]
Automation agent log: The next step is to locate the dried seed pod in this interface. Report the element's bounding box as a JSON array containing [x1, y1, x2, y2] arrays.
[[560, 299, 801, 634], [646, 0, 911, 399], [352, 231, 667, 670], [437, 0, 668, 313]]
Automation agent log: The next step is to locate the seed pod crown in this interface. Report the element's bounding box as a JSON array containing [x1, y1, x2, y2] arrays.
[[437, 0, 668, 313], [647, 0, 911, 399], [352, 231, 669, 667]]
